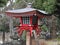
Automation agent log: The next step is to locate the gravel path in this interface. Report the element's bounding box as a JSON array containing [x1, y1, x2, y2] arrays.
[[0, 32, 60, 45], [39, 39, 60, 45]]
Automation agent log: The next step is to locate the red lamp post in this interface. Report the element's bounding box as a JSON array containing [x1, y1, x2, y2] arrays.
[[5, 4, 48, 37]]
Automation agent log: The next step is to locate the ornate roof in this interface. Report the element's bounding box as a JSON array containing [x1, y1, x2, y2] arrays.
[[6, 8, 48, 14], [5, 7, 49, 17]]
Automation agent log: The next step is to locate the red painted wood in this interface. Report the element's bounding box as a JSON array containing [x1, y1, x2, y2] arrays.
[[30, 16, 32, 24], [6, 10, 45, 36], [17, 18, 40, 36]]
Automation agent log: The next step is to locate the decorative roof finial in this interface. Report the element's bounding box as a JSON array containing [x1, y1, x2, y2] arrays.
[[23, 0, 35, 8]]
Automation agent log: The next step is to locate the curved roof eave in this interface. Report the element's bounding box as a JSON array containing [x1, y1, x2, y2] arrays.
[[6, 8, 48, 15]]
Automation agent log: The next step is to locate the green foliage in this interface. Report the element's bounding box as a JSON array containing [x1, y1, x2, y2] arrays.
[[15, 0, 57, 14], [54, 0, 60, 37], [55, 0, 60, 18], [0, 17, 9, 32], [33, 0, 57, 14], [21, 30, 26, 40], [57, 18, 60, 31], [41, 24, 48, 32], [13, 18, 20, 27], [0, 0, 8, 7]]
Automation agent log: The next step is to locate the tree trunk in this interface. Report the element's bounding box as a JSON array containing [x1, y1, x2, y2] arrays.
[[2, 31, 5, 45], [51, 15, 57, 38]]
